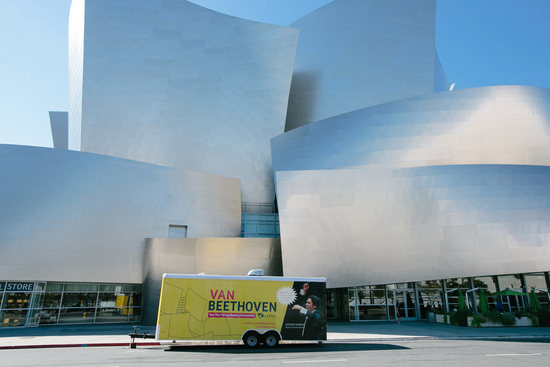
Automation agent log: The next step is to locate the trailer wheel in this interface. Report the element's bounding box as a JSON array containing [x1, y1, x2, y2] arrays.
[[243, 331, 260, 348], [263, 331, 279, 348]]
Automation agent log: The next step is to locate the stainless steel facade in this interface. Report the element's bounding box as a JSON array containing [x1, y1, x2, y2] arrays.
[[142, 237, 282, 324], [49, 111, 69, 150], [69, 0, 299, 203], [0, 144, 241, 284], [275, 165, 550, 288], [285, 0, 439, 131], [2, 0, 549, 326], [272, 86, 550, 172]]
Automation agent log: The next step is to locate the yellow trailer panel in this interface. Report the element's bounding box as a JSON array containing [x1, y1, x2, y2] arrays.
[[156, 274, 326, 346]]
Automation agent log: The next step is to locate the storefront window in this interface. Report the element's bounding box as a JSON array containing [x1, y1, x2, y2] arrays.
[[58, 308, 96, 324], [417, 280, 443, 318], [1, 310, 28, 327], [0, 281, 141, 327], [132, 293, 142, 308], [473, 276, 498, 291], [496, 274, 526, 313], [497, 274, 523, 290], [98, 293, 117, 307], [349, 286, 387, 321], [100, 285, 131, 293], [473, 276, 498, 311], [445, 278, 471, 311], [95, 307, 129, 323], [38, 309, 59, 325], [129, 306, 141, 322], [62, 292, 97, 308], [42, 293, 62, 308], [64, 284, 98, 292], [524, 273, 549, 309], [27, 309, 42, 327], [445, 278, 470, 290], [2, 292, 31, 309], [524, 273, 548, 289], [46, 283, 64, 292], [30, 292, 44, 309]]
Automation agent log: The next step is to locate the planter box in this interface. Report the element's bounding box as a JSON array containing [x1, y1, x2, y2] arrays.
[[480, 321, 503, 327], [516, 317, 533, 327], [435, 314, 445, 323], [467, 316, 534, 327]]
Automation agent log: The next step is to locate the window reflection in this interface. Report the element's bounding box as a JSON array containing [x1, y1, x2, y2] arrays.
[[42, 293, 62, 308], [58, 308, 96, 324], [0, 282, 142, 327], [0, 310, 28, 327], [62, 293, 97, 307], [3, 293, 31, 309], [417, 280, 443, 318]]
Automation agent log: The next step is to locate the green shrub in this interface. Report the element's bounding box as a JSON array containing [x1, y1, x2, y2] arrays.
[[535, 309, 550, 327], [471, 315, 481, 327], [443, 314, 448, 324], [501, 313, 517, 326], [478, 314, 487, 323], [449, 312, 456, 325], [454, 310, 470, 327], [514, 310, 529, 318], [528, 313, 538, 327], [483, 310, 502, 325]]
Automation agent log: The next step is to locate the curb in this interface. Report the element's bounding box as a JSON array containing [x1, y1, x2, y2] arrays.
[[0, 342, 161, 350], [2, 334, 550, 350]]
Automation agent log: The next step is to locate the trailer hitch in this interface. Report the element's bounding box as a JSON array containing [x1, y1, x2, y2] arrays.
[[129, 326, 155, 348]]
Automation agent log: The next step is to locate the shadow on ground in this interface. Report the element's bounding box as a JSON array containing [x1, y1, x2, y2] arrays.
[[0, 324, 153, 337], [166, 342, 409, 354]]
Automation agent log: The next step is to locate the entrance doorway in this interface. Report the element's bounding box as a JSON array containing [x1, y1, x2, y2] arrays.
[[326, 288, 348, 320], [390, 289, 416, 321]]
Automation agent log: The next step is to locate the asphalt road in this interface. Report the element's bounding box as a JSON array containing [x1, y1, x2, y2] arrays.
[[1, 339, 549, 367]]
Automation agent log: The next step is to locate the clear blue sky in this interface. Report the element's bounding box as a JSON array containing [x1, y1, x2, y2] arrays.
[[1, 0, 549, 148]]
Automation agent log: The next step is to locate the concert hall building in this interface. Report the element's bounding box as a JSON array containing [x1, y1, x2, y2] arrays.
[[1, 0, 549, 327]]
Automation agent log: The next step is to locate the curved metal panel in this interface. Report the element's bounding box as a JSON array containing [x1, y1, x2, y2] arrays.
[[68, 0, 85, 151], [434, 49, 451, 93], [275, 165, 550, 288], [49, 111, 69, 150], [273, 86, 550, 172], [142, 237, 282, 325], [0, 144, 241, 284], [285, 0, 437, 131], [73, 0, 299, 203]]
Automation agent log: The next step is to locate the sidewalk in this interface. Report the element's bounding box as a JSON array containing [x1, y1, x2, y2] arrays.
[[1, 321, 549, 349], [327, 321, 550, 341]]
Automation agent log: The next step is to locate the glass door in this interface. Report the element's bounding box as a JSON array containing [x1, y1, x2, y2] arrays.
[[392, 289, 416, 321], [349, 286, 387, 321]]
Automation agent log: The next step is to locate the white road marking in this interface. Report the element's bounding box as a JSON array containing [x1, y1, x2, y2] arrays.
[[486, 353, 542, 357], [283, 359, 347, 363]]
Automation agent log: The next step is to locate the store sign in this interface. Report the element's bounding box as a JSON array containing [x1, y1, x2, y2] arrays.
[[0, 283, 5, 292], [6, 282, 34, 292]]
